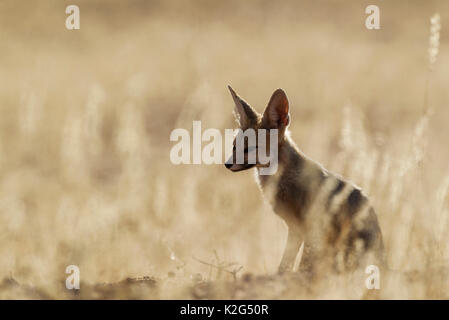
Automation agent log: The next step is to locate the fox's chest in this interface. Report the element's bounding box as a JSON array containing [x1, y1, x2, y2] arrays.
[[255, 170, 310, 225]]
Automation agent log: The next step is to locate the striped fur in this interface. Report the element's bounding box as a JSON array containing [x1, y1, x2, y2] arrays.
[[225, 86, 384, 275]]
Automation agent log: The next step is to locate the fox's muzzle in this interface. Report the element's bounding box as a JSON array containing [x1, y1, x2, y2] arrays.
[[224, 156, 256, 172]]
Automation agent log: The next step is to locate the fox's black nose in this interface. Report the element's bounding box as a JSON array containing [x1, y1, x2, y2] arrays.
[[225, 162, 232, 169]]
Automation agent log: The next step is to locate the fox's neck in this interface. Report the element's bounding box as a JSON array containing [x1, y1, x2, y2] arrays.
[[256, 132, 326, 226], [256, 133, 306, 190]]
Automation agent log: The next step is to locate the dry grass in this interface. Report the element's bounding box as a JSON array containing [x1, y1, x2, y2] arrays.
[[0, 0, 448, 299]]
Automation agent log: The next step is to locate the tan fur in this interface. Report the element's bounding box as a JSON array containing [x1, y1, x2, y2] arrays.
[[225, 86, 384, 276]]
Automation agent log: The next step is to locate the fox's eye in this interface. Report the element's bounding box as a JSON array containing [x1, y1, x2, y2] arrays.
[[246, 146, 257, 153], [234, 145, 255, 153]]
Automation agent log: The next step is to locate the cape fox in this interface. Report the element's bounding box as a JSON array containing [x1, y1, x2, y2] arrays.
[[225, 86, 384, 275]]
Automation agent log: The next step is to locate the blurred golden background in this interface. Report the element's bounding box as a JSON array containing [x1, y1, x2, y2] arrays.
[[0, 0, 448, 298]]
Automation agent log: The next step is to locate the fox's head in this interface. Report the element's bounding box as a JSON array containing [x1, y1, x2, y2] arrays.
[[225, 86, 290, 173]]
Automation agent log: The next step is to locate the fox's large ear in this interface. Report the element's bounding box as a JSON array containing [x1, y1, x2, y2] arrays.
[[228, 85, 259, 128], [262, 89, 290, 129]]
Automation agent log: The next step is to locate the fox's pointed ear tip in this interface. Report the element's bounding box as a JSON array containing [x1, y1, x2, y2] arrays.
[[274, 88, 287, 95], [227, 85, 239, 98], [273, 88, 289, 102]]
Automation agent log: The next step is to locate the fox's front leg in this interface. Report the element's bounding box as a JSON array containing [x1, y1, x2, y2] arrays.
[[297, 242, 318, 279], [278, 227, 302, 273]]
